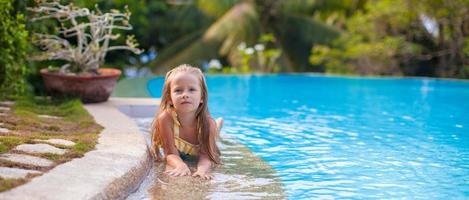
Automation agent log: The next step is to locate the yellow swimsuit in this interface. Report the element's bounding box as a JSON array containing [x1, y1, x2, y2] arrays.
[[169, 111, 200, 156]]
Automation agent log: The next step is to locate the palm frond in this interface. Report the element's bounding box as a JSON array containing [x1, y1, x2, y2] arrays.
[[151, 28, 205, 67], [278, 0, 316, 16], [151, 1, 259, 69], [196, 0, 240, 18], [271, 15, 341, 71]]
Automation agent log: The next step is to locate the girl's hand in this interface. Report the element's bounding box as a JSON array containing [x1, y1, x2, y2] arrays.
[[164, 164, 191, 177], [192, 169, 213, 180]]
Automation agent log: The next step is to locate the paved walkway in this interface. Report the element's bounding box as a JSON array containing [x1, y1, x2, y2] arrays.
[[0, 97, 159, 200]]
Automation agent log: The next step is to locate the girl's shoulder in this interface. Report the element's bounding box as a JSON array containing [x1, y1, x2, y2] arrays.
[[157, 110, 174, 124], [207, 116, 217, 132]]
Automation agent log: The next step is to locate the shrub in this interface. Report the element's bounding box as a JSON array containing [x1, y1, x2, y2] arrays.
[[0, 0, 29, 98]]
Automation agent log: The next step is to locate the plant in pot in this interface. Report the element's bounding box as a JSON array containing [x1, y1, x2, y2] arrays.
[[28, 0, 142, 103]]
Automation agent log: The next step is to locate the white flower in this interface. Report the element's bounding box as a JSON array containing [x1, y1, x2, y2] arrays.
[[208, 59, 222, 69], [237, 42, 246, 51], [245, 48, 254, 55], [254, 44, 265, 51]]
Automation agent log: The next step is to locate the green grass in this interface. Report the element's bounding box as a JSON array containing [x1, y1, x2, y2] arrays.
[[13, 96, 90, 121], [0, 136, 29, 152], [78, 121, 96, 129], [72, 142, 93, 153], [0, 95, 102, 192], [0, 143, 7, 154], [41, 153, 61, 161], [0, 178, 28, 192]]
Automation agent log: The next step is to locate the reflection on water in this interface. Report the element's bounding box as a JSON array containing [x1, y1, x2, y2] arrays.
[[126, 118, 284, 200]]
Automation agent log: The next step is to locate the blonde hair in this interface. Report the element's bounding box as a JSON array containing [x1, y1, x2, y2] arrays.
[[151, 64, 221, 164]]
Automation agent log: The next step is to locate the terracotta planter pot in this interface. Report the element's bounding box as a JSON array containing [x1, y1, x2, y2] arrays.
[[40, 68, 121, 103]]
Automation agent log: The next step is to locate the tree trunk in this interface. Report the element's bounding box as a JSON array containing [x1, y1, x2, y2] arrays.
[[436, 21, 449, 77]]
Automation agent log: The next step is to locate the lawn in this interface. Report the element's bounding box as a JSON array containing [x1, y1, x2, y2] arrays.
[[0, 96, 102, 192]]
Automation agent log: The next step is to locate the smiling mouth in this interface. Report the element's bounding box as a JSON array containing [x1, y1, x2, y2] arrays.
[[181, 102, 191, 104]]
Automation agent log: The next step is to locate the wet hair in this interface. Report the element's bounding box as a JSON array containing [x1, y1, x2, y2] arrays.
[[151, 64, 221, 164]]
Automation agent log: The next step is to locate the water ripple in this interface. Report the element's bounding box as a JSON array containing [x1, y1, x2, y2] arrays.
[[147, 75, 469, 199]]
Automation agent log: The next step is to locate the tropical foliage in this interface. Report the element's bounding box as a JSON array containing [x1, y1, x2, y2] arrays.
[[7, 0, 468, 79], [236, 34, 282, 73], [148, 0, 341, 73], [310, 0, 469, 78], [0, 0, 29, 97]]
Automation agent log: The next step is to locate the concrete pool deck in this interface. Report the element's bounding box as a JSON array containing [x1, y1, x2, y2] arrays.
[[0, 97, 158, 199]]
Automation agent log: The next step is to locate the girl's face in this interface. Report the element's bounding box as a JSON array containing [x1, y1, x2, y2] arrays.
[[169, 72, 203, 114]]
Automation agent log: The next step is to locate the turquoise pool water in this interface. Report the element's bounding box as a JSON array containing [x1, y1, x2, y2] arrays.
[[147, 74, 469, 199]]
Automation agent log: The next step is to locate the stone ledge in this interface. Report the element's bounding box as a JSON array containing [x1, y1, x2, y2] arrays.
[[0, 167, 42, 179], [33, 139, 76, 147], [0, 98, 155, 200], [0, 154, 54, 167], [14, 144, 66, 155]]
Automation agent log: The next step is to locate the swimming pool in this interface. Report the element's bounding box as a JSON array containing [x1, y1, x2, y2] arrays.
[[147, 74, 469, 199]]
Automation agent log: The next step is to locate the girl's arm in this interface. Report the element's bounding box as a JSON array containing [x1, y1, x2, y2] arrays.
[[193, 118, 218, 179], [158, 111, 191, 176]]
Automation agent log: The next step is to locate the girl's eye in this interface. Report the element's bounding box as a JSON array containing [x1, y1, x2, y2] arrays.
[[189, 88, 196, 92], [174, 89, 182, 93]]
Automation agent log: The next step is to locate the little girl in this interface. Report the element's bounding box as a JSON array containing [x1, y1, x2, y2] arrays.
[[151, 64, 222, 180]]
